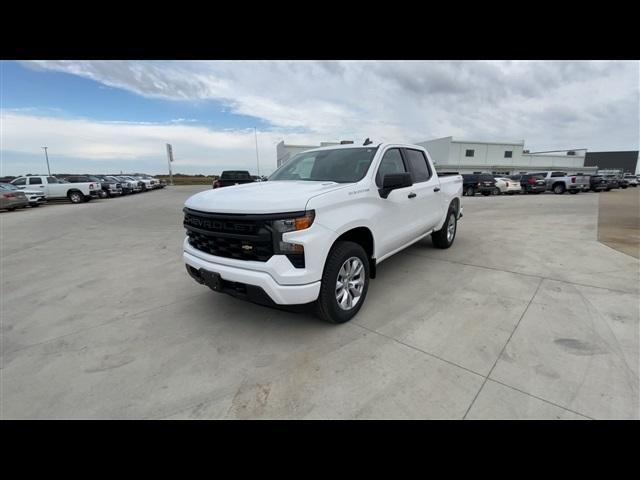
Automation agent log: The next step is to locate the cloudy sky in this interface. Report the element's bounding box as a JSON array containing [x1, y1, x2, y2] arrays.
[[1, 60, 638, 176]]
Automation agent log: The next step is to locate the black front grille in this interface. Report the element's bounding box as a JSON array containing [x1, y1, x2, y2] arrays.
[[184, 208, 275, 262]]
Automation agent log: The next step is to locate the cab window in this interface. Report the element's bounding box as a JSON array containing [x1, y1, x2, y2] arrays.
[[28, 177, 42, 185], [404, 149, 432, 183], [12, 178, 26, 186], [376, 149, 407, 187]]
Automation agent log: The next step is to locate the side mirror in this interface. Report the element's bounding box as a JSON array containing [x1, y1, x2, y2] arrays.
[[379, 172, 413, 198]]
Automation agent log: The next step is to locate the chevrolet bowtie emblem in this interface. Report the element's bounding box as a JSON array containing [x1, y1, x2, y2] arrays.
[[242, 244, 253, 251]]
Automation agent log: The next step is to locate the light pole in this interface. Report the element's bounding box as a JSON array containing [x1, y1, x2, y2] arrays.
[[254, 127, 261, 177], [42, 146, 51, 176]]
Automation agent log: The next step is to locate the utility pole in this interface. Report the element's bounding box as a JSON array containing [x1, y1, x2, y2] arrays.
[[254, 127, 261, 177], [42, 146, 51, 176]]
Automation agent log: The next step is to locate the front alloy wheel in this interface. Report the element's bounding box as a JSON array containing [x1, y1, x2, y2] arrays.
[[316, 241, 369, 324], [335, 257, 365, 311]]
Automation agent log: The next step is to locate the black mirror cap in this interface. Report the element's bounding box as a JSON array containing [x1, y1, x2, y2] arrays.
[[382, 172, 413, 189], [379, 172, 413, 198]]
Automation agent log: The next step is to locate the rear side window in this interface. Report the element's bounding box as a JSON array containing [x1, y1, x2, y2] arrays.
[[28, 177, 42, 185], [47, 177, 59, 183], [404, 149, 431, 183], [12, 178, 26, 185], [376, 149, 407, 187], [551, 172, 566, 177]]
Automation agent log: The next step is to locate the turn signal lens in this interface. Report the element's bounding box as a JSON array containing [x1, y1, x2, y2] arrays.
[[294, 215, 314, 230]]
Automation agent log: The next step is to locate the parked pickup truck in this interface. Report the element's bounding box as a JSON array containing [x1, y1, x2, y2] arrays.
[[212, 170, 254, 189], [183, 143, 463, 323], [11, 175, 100, 203], [533, 171, 589, 194]]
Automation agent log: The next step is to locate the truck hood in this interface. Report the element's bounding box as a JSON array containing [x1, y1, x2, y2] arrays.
[[185, 180, 350, 214]]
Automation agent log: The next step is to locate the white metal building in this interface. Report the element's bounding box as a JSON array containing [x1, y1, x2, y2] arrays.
[[416, 137, 596, 175], [276, 141, 340, 168], [275, 136, 598, 175]]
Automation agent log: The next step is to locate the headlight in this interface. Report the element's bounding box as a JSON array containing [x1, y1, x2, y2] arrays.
[[270, 211, 315, 267], [271, 211, 315, 233]]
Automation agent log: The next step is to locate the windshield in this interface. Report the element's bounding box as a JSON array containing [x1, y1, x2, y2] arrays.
[[269, 147, 378, 183]]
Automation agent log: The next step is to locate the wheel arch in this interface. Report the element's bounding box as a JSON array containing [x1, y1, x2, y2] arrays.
[[331, 226, 377, 278]]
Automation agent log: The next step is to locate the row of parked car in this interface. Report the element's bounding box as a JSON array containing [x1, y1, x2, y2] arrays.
[[461, 171, 638, 196], [0, 174, 166, 211]]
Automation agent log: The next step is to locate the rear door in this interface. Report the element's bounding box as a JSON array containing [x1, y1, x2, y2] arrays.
[[403, 148, 442, 232]]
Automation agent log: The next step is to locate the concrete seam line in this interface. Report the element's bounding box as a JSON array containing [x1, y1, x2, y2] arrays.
[[486, 378, 594, 420], [350, 321, 486, 379], [462, 277, 544, 420], [401, 251, 637, 295], [2, 292, 209, 357]]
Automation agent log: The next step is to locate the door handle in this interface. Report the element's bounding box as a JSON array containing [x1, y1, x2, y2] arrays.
[[408, 192, 417, 199], [434, 187, 441, 192]]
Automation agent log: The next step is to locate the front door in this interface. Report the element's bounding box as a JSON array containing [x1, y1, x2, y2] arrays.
[[373, 148, 417, 258]]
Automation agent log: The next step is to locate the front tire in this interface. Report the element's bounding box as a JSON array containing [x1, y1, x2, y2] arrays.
[[465, 186, 475, 196], [432, 207, 457, 249], [316, 241, 369, 324]]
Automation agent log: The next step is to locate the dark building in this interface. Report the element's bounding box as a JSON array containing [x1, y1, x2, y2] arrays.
[[584, 151, 639, 173]]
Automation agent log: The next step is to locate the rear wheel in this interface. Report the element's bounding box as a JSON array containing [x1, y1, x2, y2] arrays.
[[316, 241, 369, 324], [432, 207, 457, 249], [68, 191, 83, 204], [553, 183, 566, 194]]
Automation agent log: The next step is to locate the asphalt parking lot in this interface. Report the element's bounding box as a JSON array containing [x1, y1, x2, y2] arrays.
[[1, 187, 638, 419]]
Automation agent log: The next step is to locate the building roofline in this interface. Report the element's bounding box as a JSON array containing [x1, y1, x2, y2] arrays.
[[450, 139, 525, 146]]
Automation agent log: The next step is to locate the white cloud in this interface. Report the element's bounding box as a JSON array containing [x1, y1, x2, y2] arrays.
[[4, 60, 640, 176], [0, 111, 329, 176]]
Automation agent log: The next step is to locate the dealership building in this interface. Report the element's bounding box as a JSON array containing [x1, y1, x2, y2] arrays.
[[276, 137, 638, 175]]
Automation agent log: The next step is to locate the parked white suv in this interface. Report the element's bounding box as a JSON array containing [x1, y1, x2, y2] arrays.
[[183, 143, 463, 323]]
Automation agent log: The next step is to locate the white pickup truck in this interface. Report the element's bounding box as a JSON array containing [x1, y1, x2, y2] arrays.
[[11, 175, 101, 203], [534, 171, 590, 194], [183, 143, 463, 323]]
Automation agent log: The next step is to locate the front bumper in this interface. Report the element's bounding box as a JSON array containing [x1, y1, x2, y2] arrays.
[[184, 250, 320, 305]]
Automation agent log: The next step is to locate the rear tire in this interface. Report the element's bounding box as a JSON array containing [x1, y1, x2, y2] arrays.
[[68, 191, 83, 204], [553, 183, 566, 194], [432, 207, 457, 249], [316, 241, 369, 324]]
